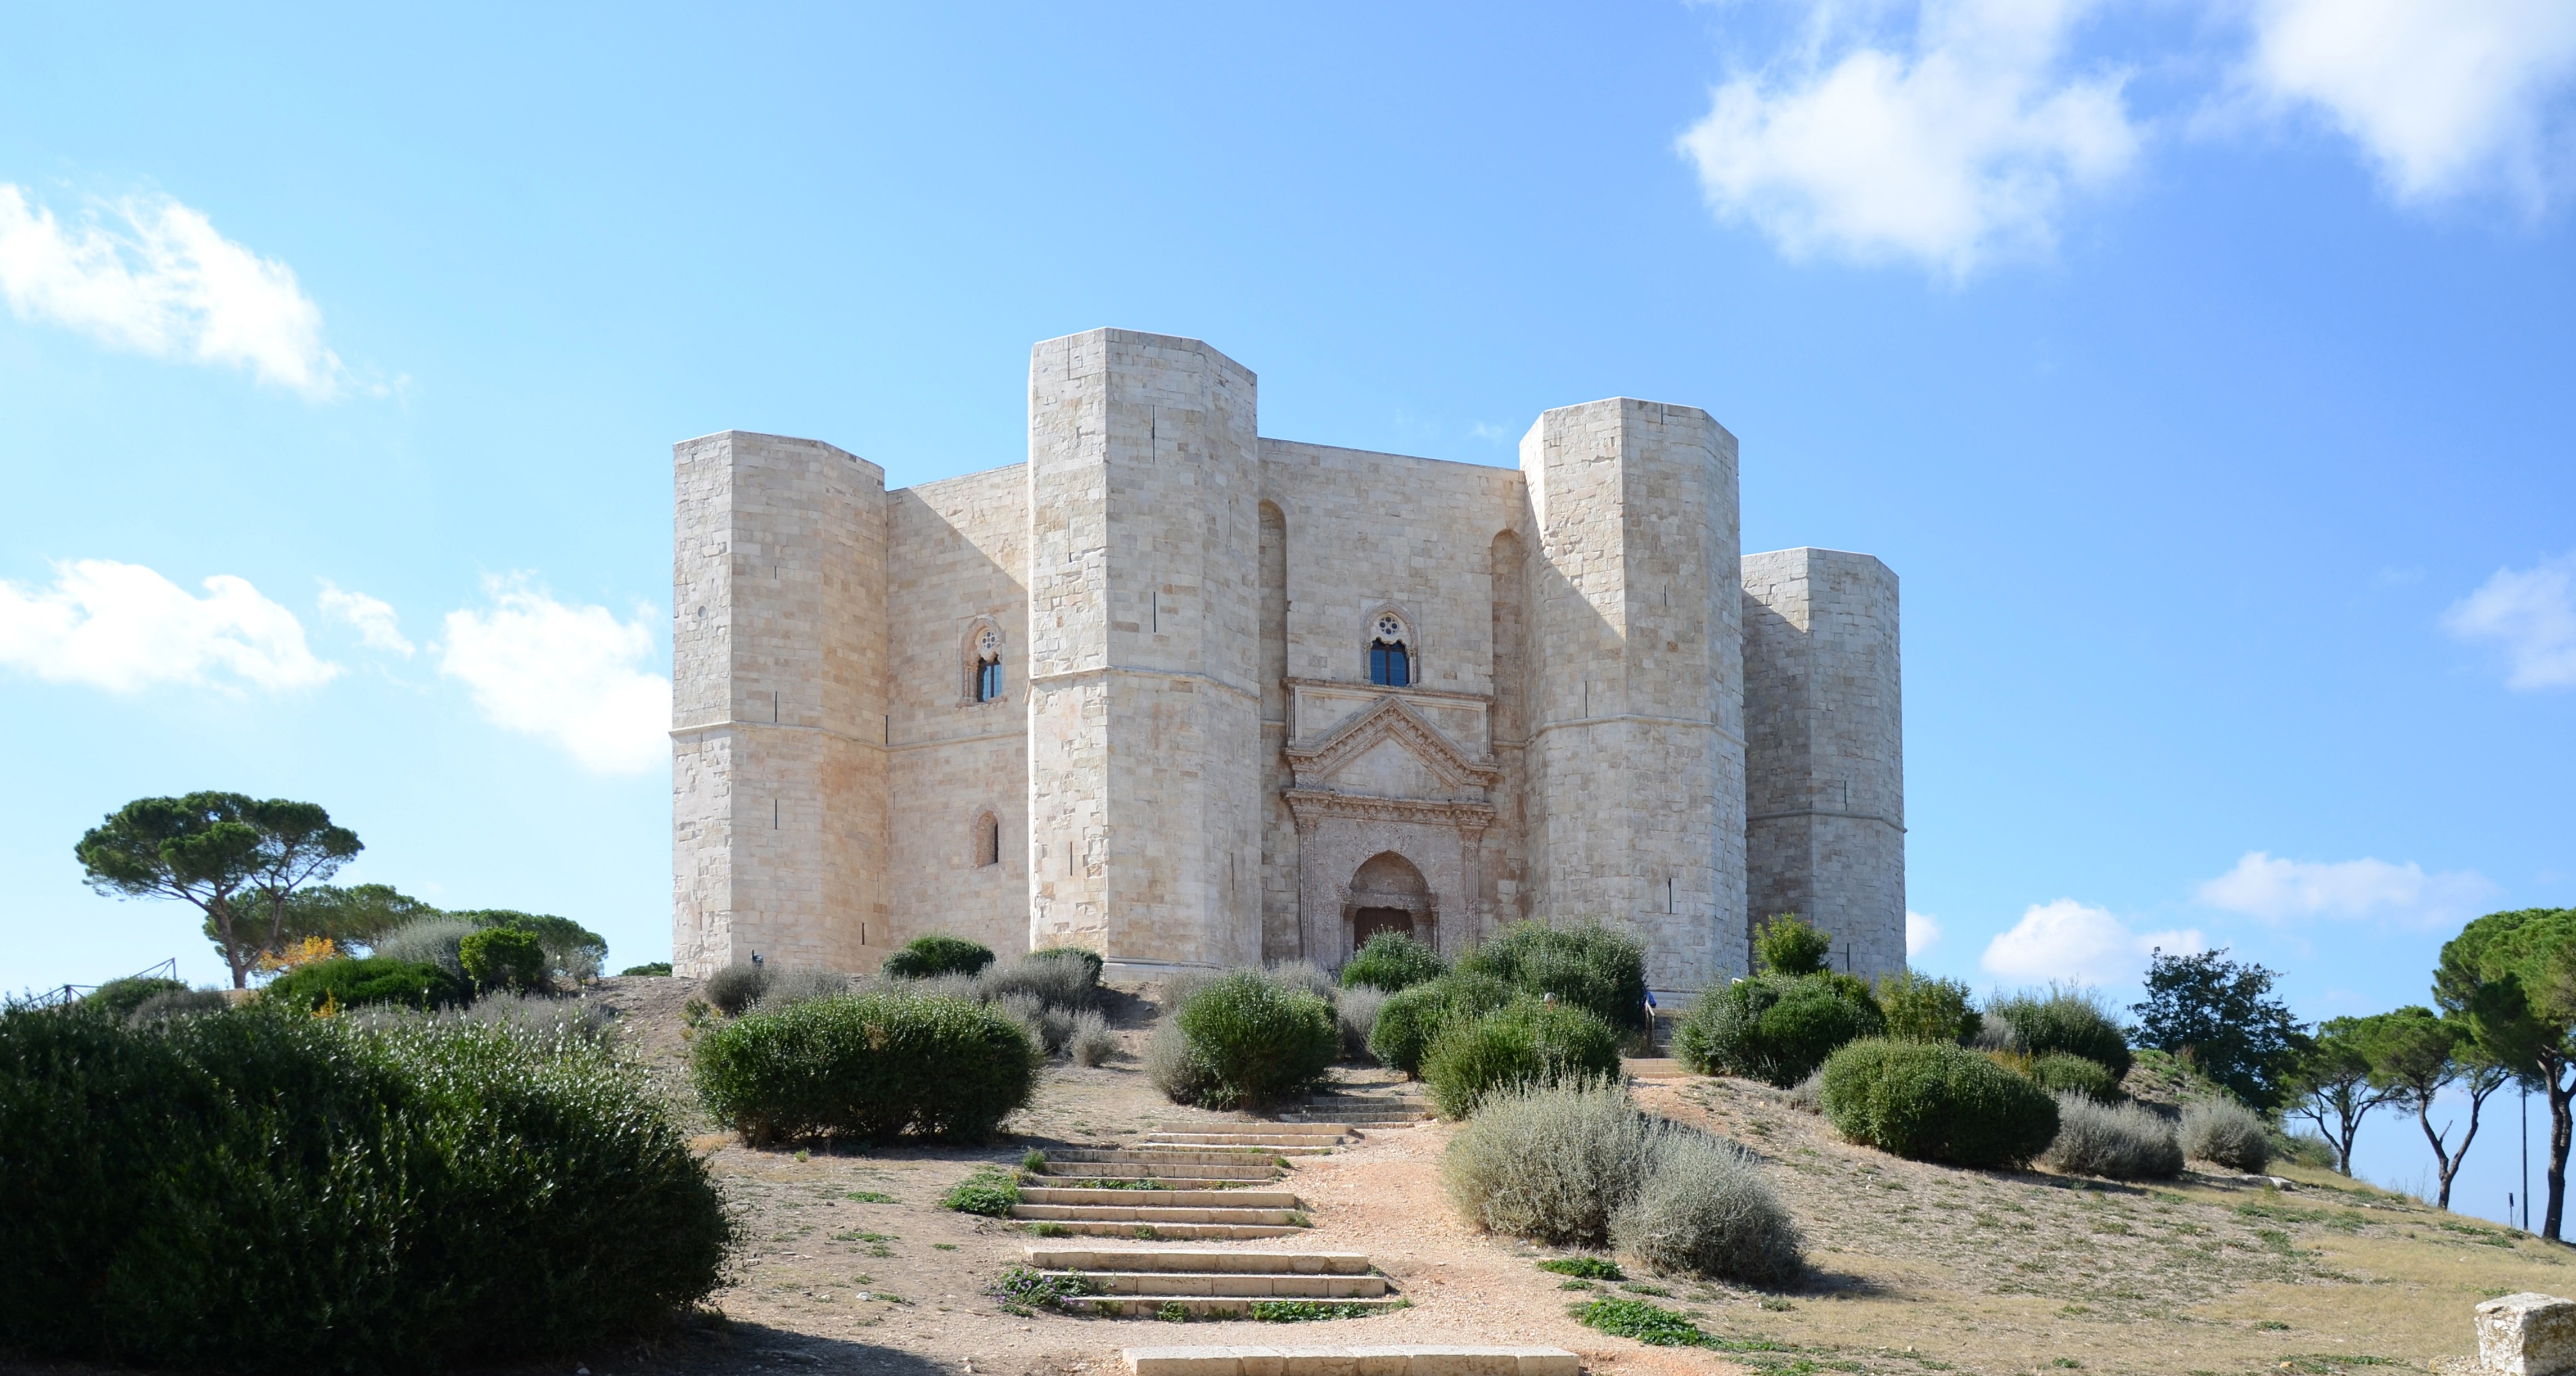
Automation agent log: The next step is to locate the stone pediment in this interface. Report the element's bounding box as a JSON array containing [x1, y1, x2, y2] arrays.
[[1283, 694, 1500, 799]]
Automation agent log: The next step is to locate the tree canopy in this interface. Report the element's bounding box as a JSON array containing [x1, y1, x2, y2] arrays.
[[2436, 908, 2576, 1238], [78, 793, 360, 989], [2130, 948, 2306, 1108]]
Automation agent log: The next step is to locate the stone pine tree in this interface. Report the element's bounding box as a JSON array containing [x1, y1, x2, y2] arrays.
[[77, 792, 362, 989], [2362, 1005, 2509, 1212], [2437, 908, 2576, 1240], [2286, 1015, 2403, 1178]]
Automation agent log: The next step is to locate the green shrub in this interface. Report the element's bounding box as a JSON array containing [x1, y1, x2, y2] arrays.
[[1537, 1256, 1625, 1280], [1820, 1037, 2060, 1168], [1570, 1297, 1711, 1346], [2042, 1093, 2182, 1180], [126, 988, 231, 1022], [1987, 985, 2132, 1082], [1673, 973, 1884, 1086], [1028, 944, 1104, 982], [982, 951, 1100, 1010], [1610, 1127, 1804, 1284], [2180, 1098, 2271, 1172], [1145, 1018, 1217, 1103], [1173, 969, 1338, 1108], [703, 962, 772, 1015], [1442, 1079, 1659, 1247], [1368, 971, 1513, 1075], [83, 975, 188, 1019], [1456, 922, 1650, 1032], [1873, 970, 1982, 1044], [458, 926, 547, 991], [0, 1003, 731, 1370], [882, 933, 997, 980], [261, 957, 470, 1013], [450, 909, 610, 983], [620, 962, 674, 977], [691, 990, 1039, 1144], [1422, 998, 1622, 1119], [2028, 1050, 2121, 1103], [1752, 914, 1833, 977], [1341, 931, 1447, 992], [941, 1169, 1020, 1217]]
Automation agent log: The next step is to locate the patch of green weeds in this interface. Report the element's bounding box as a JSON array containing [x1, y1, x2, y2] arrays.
[[991, 1266, 1093, 1311], [1572, 1298, 1708, 1346], [845, 1190, 896, 1203], [1027, 1222, 1069, 1238], [941, 1170, 1019, 1217], [1537, 1256, 1625, 1280], [1247, 1300, 1379, 1321], [1622, 1282, 1675, 1297], [1157, 1302, 1190, 1323]]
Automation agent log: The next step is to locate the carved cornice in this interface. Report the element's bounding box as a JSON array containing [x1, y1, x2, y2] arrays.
[[1284, 788, 1496, 832], [1283, 694, 1501, 792]]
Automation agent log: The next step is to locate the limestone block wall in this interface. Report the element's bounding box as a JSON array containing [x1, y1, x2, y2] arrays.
[[886, 464, 1031, 959], [670, 431, 888, 977], [1742, 547, 1905, 981], [1522, 400, 1746, 993], [1026, 329, 1264, 971]]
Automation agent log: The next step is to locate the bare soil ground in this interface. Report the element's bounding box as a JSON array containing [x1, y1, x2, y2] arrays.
[[13, 981, 2569, 1376]]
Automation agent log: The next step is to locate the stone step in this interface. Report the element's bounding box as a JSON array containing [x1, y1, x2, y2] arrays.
[[1039, 1167, 1278, 1185], [1143, 1134, 1343, 1152], [1050, 1147, 1300, 1166], [1021, 1221, 1303, 1240], [1044, 1270, 1387, 1298], [1068, 1294, 1406, 1320], [1027, 1247, 1372, 1275], [1011, 1203, 1303, 1225], [1279, 1109, 1425, 1124], [1159, 1120, 1352, 1137], [1126, 1347, 1577, 1376], [1022, 1187, 1300, 1208]]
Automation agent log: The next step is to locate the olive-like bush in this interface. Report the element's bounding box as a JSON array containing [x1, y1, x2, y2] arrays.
[[2027, 1050, 2121, 1103], [0, 1002, 732, 1372], [1170, 969, 1337, 1108], [1368, 970, 1514, 1075], [1820, 1037, 2060, 1169], [1422, 998, 1622, 1119], [703, 962, 772, 1015], [458, 925, 547, 991], [987, 949, 1101, 1009], [1674, 972, 1884, 1086], [126, 987, 231, 1022], [1752, 913, 1833, 976], [882, 933, 998, 980], [261, 957, 470, 1013], [1456, 922, 1650, 1032], [1873, 970, 1982, 1045], [1610, 1127, 1804, 1285], [1336, 985, 1387, 1061], [1069, 1010, 1118, 1067], [1444, 1080, 1802, 1284], [747, 966, 849, 1013], [83, 975, 188, 1018], [2042, 1093, 2182, 1180], [1145, 1018, 1216, 1103], [1027, 945, 1104, 983], [1442, 1079, 1658, 1247], [1986, 985, 2132, 1082], [369, 917, 477, 977], [692, 990, 1038, 1144], [1341, 931, 1447, 992], [2180, 1098, 2271, 1172]]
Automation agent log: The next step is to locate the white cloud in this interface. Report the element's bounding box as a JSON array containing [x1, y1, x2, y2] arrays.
[[0, 558, 339, 693], [2245, 0, 2576, 209], [2197, 851, 2499, 928], [436, 575, 667, 775], [1981, 897, 2204, 986], [318, 581, 414, 657], [1675, 0, 2139, 277], [0, 184, 355, 399], [2444, 552, 2576, 689], [1906, 909, 1942, 958]]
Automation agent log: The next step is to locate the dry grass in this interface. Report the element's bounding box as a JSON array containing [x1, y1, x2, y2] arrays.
[[1640, 1070, 2572, 1374]]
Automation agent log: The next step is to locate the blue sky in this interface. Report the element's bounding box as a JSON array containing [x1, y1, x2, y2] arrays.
[[2, 3, 2570, 1217]]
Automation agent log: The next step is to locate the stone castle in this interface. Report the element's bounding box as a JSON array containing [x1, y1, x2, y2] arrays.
[[671, 328, 1903, 994]]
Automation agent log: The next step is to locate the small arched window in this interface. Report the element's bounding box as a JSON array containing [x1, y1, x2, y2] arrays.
[[973, 810, 1001, 868], [1368, 611, 1412, 688], [969, 623, 1004, 703]]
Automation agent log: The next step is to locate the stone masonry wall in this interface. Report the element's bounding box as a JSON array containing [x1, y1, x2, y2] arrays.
[[670, 431, 888, 976], [886, 464, 1030, 959], [1742, 547, 1905, 981]]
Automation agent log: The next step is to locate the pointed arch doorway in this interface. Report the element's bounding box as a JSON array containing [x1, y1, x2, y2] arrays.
[[1344, 851, 1434, 950]]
